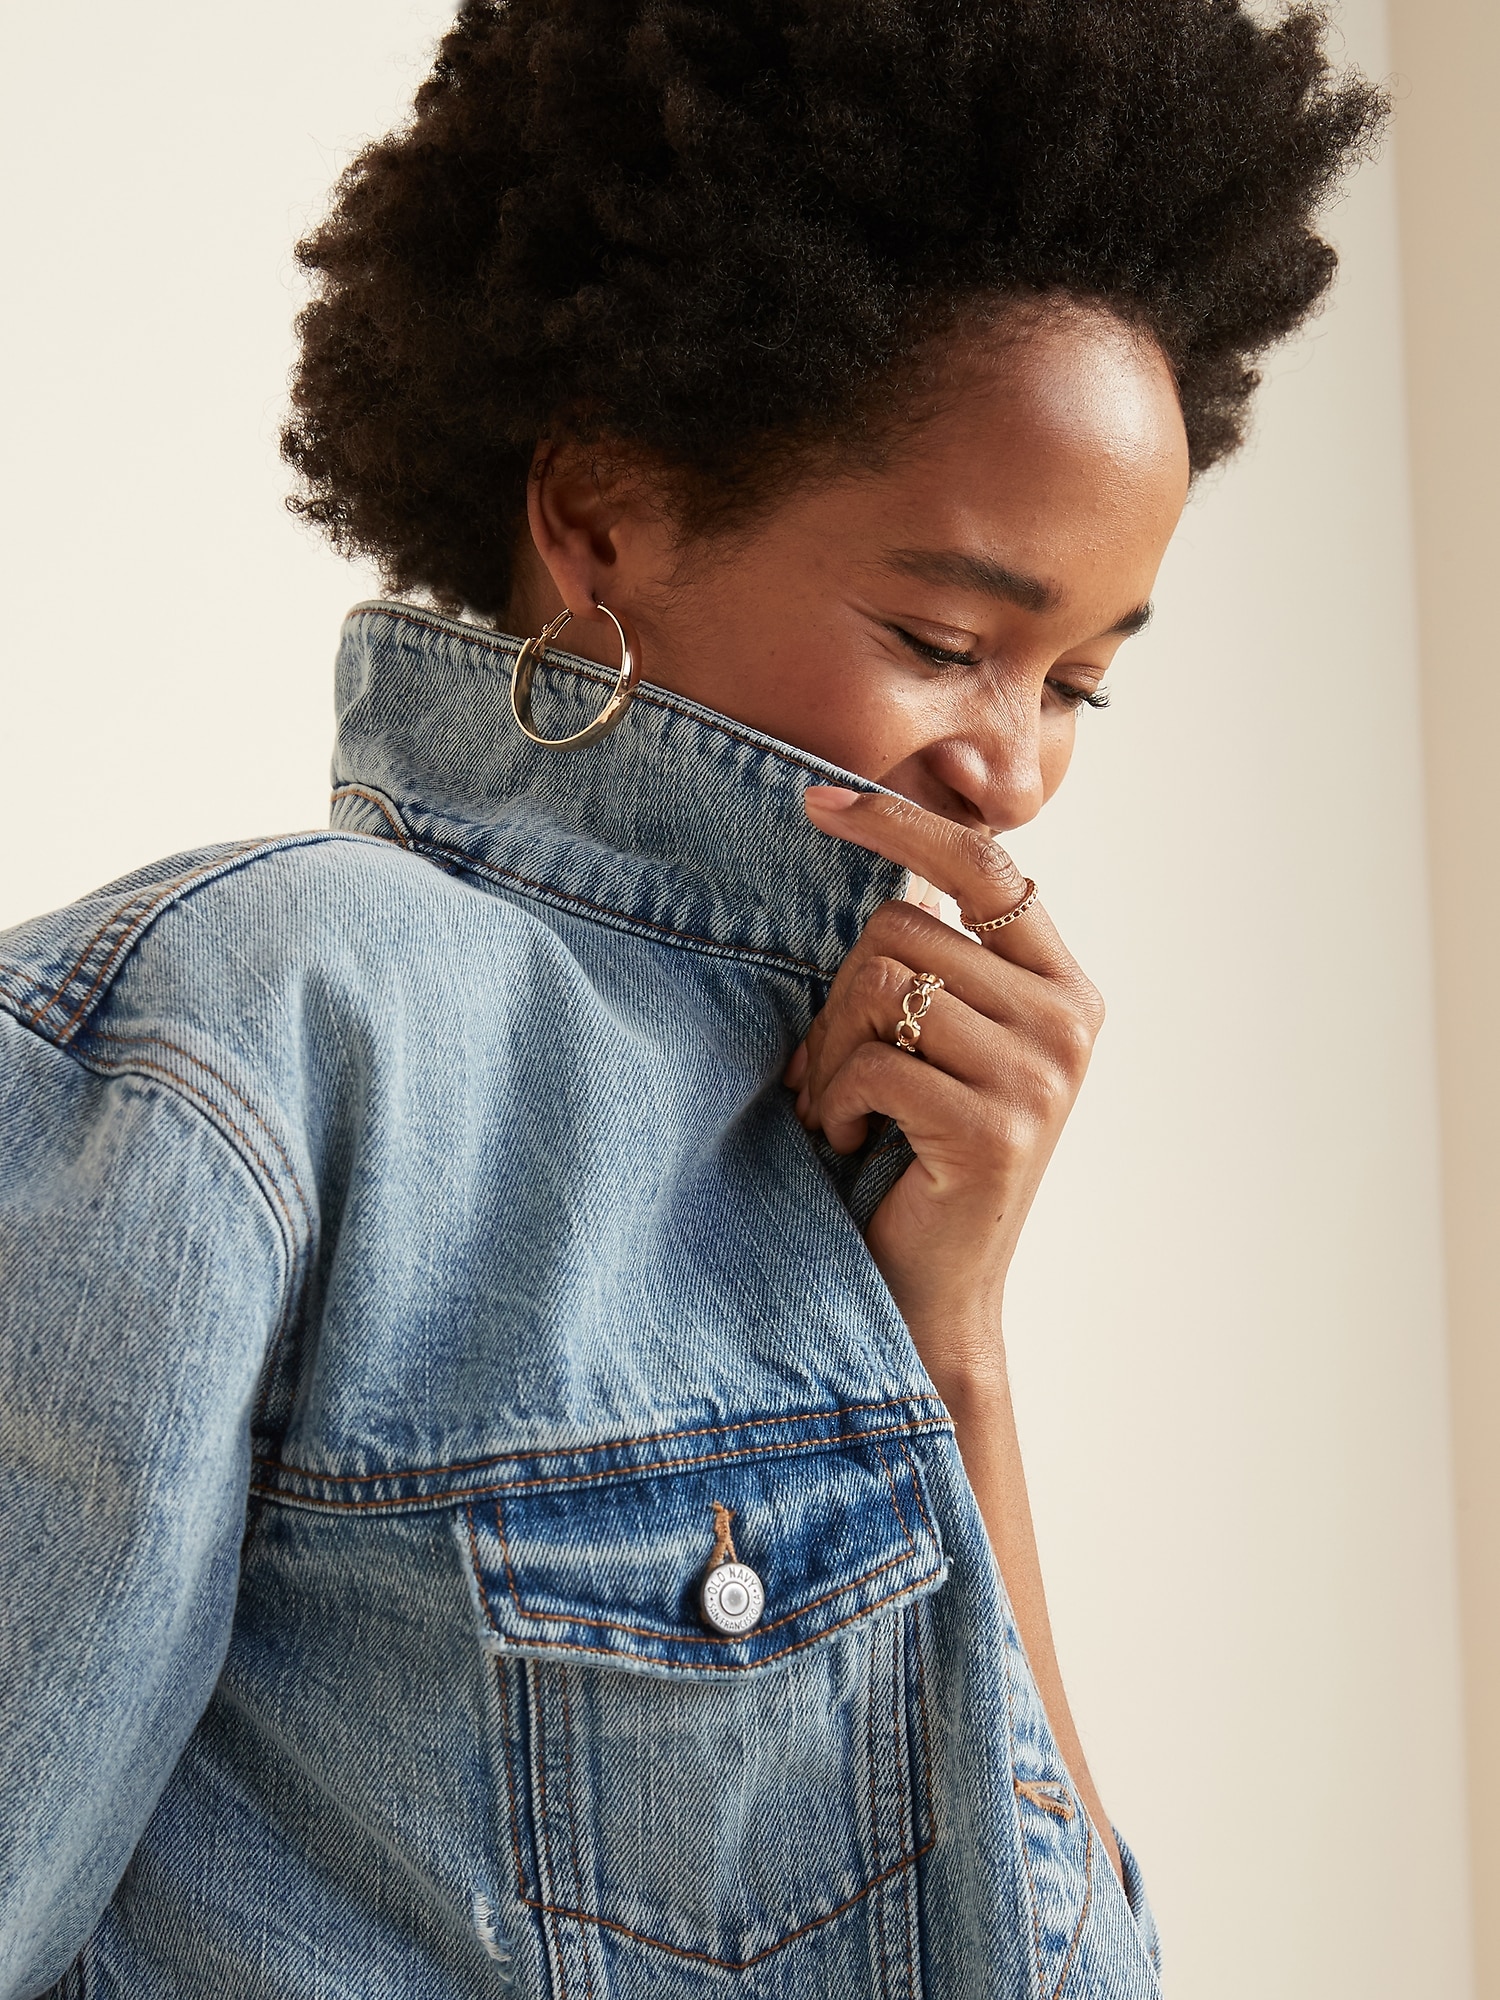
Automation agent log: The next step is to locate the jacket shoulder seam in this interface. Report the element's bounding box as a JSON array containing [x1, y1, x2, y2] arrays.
[[1, 831, 385, 1047], [0, 992, 307, 1356]]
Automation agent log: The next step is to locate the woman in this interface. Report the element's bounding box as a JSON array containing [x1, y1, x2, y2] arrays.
[[0, 3, 1382, 1996]]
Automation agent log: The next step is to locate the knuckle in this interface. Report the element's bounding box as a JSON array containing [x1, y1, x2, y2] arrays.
[[992, 1063, 1066, 1131], [847, 1038, 893, 1087], [865, 900, 926, 952], [854, 955, 913, 1011], [1039, 1064, 1077, 1116], [967, 837, 1026, 904], [1054, 1009, 1098, 1070], [1070, 974, 1106, 1033], [1016, 1060, 1076, 1126], [974, 1099, 1026, 1161], [1036, 990, 1101, 1071]]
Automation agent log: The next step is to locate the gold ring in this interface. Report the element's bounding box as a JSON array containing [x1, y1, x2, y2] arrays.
[[961, 878, 1038, 934], [895, 971, 944, 1053]]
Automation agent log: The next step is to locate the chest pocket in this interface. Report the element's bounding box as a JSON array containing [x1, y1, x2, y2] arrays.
[[463, 1428, 947, 1988]]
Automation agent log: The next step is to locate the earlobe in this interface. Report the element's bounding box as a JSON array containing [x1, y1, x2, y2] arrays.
[[525, 440, 623, 619]]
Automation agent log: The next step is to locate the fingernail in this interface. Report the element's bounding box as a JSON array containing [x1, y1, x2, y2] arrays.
[[784, 1043, 808, 1087], [804, 785, 861, 811]]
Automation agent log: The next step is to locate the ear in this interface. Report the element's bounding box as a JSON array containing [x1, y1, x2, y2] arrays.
[[525, 441, 630, 622]]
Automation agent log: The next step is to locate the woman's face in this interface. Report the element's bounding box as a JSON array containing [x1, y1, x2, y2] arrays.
[[517, 309, 1191, 834]]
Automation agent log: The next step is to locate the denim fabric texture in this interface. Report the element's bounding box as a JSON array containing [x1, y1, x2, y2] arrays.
[[0, 603, 1163, 1999]]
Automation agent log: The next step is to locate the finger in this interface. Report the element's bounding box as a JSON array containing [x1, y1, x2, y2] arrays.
[[833, 899, 1066, 1025], [803, 785, 1068, 978], [800, 946, 1091, 1137], [786, 898, 1099, 1106], [813, 1036, 979, 1158], [799, 959, 1010, 1119], [791, 898, 1065, 1081]]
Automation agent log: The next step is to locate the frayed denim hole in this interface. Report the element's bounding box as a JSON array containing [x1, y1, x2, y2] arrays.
[[471, 1888, 515, 1973]]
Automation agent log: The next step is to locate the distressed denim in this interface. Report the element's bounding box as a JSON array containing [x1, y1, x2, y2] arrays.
[[0, 603, 1163, 1999]]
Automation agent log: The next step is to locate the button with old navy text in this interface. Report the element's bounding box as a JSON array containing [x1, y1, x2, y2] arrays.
[[699, 1560, 765, 1636]]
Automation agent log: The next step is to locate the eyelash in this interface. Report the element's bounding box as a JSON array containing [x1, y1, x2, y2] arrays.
[[896, 629, 979, 668], [1048, 680, 1111, 711], [894, 628, 1111, 710]]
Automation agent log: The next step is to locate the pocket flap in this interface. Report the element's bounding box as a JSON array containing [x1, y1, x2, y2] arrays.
[[464, 1430, 947, 1675]]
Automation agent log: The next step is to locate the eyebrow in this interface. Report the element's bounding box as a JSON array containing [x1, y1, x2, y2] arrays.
[[880, 546, 1153, 638]]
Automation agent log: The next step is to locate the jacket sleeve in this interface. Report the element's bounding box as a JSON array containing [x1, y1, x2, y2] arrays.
[[0, 1012, 287, 2000]]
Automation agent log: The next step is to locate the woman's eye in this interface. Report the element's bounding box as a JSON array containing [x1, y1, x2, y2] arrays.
[[892, 627, 980, 668], [1046, 678, 1111, 711]]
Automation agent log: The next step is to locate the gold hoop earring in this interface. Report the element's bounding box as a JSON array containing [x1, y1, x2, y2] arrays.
[[510, 603, 639, 750]]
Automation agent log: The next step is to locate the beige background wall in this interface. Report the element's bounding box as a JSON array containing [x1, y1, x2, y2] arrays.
[[1009, 3, 1471, 1988], [0, 3, 1481, 1993], [1388, 0, 1500, 1989]]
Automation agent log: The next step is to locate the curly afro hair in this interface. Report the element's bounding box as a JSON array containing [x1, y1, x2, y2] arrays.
[[283, 0, 1386, 620]]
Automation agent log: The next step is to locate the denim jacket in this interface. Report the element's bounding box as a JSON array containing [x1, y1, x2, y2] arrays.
[[0, 604, 1162, 1999]]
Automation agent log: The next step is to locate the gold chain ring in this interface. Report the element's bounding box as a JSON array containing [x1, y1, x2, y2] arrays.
[[961, 878, 1038, 934], [895, 971, 944, 1053]]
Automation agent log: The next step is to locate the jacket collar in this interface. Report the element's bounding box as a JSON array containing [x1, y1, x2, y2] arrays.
[[329, 601, 909, 983]]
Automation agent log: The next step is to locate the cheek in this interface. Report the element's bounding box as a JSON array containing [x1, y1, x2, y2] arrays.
[[788, 667, 937, 778], [1039, 712, 1079, 801], [729, 610, 937, 773]]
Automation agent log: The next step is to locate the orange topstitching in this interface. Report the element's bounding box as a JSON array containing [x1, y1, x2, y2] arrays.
[[483, 1440, 922, 1648], [253, 1394, 943, 1487], [252, 1418, 951, 1513]]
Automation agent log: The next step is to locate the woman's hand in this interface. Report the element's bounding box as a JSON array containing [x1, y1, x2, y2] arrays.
[[788, 783, 1123, 1880], [785, 784, 1104, 1393]]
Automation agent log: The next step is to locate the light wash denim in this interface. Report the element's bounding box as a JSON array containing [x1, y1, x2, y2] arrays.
[[0, 603, 1163, 1999]]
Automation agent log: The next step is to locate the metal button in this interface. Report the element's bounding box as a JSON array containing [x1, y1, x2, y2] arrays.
[[699, 1559, 765, 1636]]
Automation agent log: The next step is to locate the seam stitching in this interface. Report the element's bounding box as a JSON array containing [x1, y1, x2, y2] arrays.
[[869, 1622, 885, 1932], [912, 1603, 935, 1854], [1047, 1822, 1095, 2000], [63, 1045, 312, 1397], [477, 1568, 946, 1672], [534, 1668, 570, 2000], [906, 1609, 932, 1996], [559, 1672, 598, 2000], [483, 1529, 531, 1904], [869, 1610, 890, 2000], [252, 1396, 943, 1486], [499, 1669, 529, 1900], [52, 1045, 302, 1323], [250, 1420, 952, 1512], [0, 992, 307, 1373], [415, 836, 831, 979], [891, 1615, 912, 1999], [511, 1840, 934, 1972], [73, 1054, 303, 1255], [28, 842, 276, 1040], [467, 1502, 500, 1637], [10, 832, 371, 1045], [895, 1436, 940, 1546], [84, 1030, 313, 1239], [485, 1448, 920, 1647], [330, 784, 413, 848]]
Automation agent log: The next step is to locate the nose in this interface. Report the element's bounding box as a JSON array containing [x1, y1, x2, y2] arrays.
[[926, 691, 1048, 832]]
